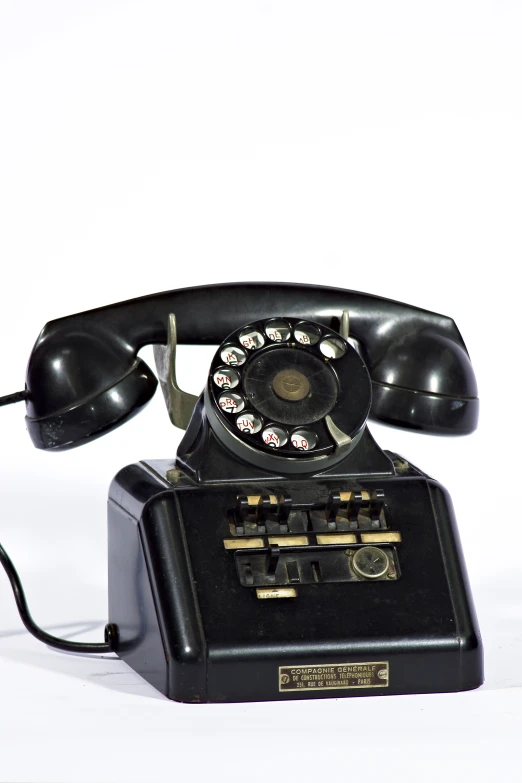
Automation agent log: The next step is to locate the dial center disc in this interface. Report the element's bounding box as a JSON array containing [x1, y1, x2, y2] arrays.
[[272, 369, 310, 402], [243, 347, 338, 426]]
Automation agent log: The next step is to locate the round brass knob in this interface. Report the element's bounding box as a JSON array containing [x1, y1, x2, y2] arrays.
[[352, 546, 389, 579], [272, 369, 310, 402]]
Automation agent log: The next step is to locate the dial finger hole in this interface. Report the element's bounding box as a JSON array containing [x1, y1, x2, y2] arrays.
[[265, 319, 291, 343], [262, 425, 288, 449], [239, 327, 265, 350], [220, 345, 247, 366], [319, 336, 347, 359], [213, 367, 240, 389], [291, 428, 318, 451], [236, 412, 263, 435], [218, 392, 245, 414], [294, 322, 321, 346]]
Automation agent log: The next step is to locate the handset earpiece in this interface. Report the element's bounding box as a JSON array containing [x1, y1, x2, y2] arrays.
[[25, 328, 157, 450], [367, 328, 478, 434]]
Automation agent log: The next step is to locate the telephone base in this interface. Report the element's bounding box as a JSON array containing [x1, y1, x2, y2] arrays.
[[107, 459, 483, 703]]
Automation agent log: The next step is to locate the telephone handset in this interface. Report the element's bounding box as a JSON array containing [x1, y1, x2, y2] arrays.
[[24, 282, 478, 451], [0, 282, 483, 703]]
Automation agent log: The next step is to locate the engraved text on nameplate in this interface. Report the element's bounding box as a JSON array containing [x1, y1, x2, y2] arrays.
[[278, 662, 389, 691]]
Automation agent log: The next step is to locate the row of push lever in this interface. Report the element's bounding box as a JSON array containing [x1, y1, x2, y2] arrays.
[[230, 489, 387, 536]]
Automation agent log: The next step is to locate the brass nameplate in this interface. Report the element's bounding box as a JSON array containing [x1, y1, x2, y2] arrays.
[[279, 662, 389, 691]]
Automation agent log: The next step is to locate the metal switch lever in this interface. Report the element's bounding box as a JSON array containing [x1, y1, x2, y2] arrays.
[[153, 313, 198, 430]]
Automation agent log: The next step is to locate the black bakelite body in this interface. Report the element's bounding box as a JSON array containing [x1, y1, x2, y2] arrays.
[[12, 284, 482, 703], [107, 420, 483, 703], [24, 282, 479, 450]]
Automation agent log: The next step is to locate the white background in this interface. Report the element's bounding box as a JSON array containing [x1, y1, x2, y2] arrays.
[[0, 1, 521, 781]]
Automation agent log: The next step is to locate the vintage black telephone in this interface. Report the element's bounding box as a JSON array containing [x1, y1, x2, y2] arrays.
[[0, 282, 483, 702]]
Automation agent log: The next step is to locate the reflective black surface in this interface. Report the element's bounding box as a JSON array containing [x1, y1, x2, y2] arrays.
[[243, 347, 338, 426], [24, 282, 479, 449], [107, 452, 483, 702], [205, 317, 373, 473]]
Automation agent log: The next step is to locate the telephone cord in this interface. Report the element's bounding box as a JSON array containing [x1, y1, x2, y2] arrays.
[[0, 542, 112, 655], [0, 390, 29, 406], [1, 389, 113, 654]]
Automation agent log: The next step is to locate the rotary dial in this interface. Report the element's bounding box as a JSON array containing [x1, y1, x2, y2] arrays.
[[205, 317, 371, 474]]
